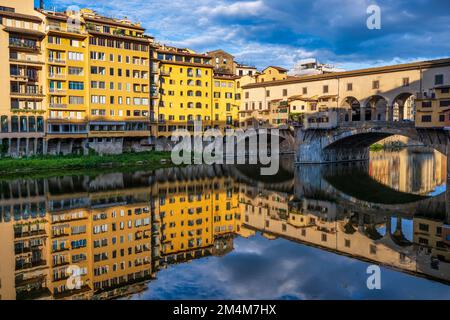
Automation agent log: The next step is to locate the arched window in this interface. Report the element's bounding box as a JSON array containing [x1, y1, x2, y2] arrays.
[[188, 102, 194, 109], [195, 91, 202, 97], [196, 102, 202, 109], [196, 80, 202, 86], [187, 90, 193, 96]]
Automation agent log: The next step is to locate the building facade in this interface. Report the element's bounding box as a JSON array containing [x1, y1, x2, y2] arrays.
[[242, 59, 450, 130]]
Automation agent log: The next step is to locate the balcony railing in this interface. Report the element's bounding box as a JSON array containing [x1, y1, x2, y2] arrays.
[[48, 57, 66, 64], [9, 40, 40, 51], [11, 87, 44, 97], [48, 25, 84, 35], [48, 73, 66, 79], [49, 103, 68, 109]]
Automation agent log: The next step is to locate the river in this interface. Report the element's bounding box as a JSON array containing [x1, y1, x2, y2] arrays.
[[0, 148, 449, 300]]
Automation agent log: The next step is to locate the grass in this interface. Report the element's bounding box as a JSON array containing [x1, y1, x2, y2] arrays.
[[369, 143, 384, 152], [0, 151, 174, 177]]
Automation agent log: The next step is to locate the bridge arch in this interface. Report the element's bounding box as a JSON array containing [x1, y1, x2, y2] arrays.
[[364, 95, 390, 121], [393, 92, 416, 121], [341, 96, 361, 122]]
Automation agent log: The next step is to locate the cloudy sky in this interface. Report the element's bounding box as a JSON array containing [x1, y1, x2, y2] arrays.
[[39, 0, 450, 71], [129, 234, 450, 300]]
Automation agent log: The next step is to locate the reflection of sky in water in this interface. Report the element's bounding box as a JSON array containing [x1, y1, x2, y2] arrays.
[[131, 234, 450, 300], [377, 218, 414, 242], [429, 184, 447, 197]]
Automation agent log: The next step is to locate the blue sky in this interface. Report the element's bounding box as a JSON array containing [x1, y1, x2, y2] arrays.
[[37, 0, 450, 71], [130, 234, 450, 300]]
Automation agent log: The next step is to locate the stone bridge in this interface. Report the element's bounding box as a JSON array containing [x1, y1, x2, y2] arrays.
[[295, 121, 449, 177]]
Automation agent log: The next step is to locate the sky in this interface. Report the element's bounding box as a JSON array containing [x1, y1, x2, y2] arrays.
[[37, 0, 450, 71]]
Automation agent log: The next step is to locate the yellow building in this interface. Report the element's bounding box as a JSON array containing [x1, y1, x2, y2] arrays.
[[213, 74, 241, 129], [153, 45, 214, 136], [256, 66, 288, 83], [0, 0, 46, 157], [41, 10, 89, 154], [416, 85, 450, 128]]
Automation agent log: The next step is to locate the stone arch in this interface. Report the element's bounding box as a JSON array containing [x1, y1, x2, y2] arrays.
[[393, 92, 416, 121], [364, 95, 389, 121], [341, 96, 361, 122]]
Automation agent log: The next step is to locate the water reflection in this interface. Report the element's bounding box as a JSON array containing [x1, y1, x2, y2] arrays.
[[0, 150, 448, 300]]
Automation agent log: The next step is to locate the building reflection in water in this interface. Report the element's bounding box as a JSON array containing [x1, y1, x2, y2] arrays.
[[0, 152, 448, 300]]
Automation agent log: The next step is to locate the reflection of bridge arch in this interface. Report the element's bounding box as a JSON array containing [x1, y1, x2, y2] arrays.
[[296, 121, 448, 164]]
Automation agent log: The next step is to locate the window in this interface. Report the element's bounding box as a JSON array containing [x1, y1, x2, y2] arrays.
[[439, 114, 445, 122], [283, 89, 288, 97], [69, 81, 84, 90], [345, 239, 351, 248], [323, 85, 329, 94], [372, 80, 380, 89], [266, 90, 270, 97], [421, 115, 432, 122], [435, 74, 444, 85], [347, 83, 353, 91], [1, 116, 8, 133], [68, 51, 83, 61], [402, 77, 410, 87], [302, 87, 307, 95], [440, 100, 450, 107], [69, 96, 84, 105], [68, 67, 83, 75]]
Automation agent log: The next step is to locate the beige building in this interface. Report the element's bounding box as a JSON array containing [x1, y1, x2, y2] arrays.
[[242, 58, 450, 129], [235, 63, 258, 77], [256, 66, 288, 83], [0, 0, 46, 156]]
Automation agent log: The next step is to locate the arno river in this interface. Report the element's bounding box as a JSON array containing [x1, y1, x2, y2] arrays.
[[0, 149, 449, 300]]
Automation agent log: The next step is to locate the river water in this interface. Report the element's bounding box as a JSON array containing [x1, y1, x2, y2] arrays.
[[0, 148, 449, 300]]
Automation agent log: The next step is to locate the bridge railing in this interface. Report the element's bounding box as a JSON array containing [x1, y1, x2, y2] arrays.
[[336, 120, 415, 129]]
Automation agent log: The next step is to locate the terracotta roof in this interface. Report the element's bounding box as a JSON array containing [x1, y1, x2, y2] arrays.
[[243, 58, 450, 89], [264, 66, 288, 73]]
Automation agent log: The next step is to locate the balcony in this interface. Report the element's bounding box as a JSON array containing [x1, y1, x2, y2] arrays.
[[9, 40, 40, 52], [15, 259, 47, 271], [49, 103, 68, 109], [48, 57, 66, 64], [11, 86, 44, 97], [160, 69, 171, 76], [48, 73, 66, 79], [49, 88, 67, 95], [47, 25, 84, 35]]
